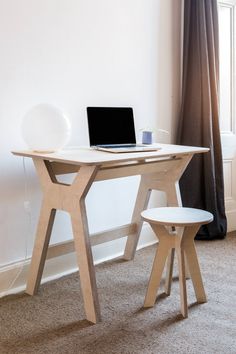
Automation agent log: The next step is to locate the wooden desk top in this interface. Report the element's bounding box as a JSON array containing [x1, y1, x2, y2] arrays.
[[12, 143, 209, 166]]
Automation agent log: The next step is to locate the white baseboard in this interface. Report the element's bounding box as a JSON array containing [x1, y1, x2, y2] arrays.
[[0, 224, 156, 297], [226, 209, 236, 232]]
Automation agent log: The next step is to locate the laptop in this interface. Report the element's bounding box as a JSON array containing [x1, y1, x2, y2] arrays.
[[87, 107, 159, 153]]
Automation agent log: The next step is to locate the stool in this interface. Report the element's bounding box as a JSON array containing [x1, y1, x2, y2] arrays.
[[141, 207, 213, 318]]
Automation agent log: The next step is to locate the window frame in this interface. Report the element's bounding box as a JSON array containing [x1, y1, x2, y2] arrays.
[[218, 0, 236, 135]]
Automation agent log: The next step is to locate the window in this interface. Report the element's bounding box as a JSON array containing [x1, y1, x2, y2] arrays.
[[218, 0, 236, 134]]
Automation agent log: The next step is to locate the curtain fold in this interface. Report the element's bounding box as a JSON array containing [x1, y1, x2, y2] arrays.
[[177, 0, 227, 239]]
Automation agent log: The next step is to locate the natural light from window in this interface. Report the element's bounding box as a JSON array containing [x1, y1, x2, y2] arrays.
[[218, 1, 235, 133]]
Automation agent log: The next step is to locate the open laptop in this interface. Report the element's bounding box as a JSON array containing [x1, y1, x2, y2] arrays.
[[87, 107, 159, 153]]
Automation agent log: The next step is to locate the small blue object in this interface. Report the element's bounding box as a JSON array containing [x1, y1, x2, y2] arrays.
[[142, 131, 153, 144]]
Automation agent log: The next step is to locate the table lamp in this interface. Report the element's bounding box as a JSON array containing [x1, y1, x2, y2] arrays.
[[21, 103, 71, 153]]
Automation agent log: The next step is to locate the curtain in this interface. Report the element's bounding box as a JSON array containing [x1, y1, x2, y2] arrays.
[[177, 0, 227, 239]]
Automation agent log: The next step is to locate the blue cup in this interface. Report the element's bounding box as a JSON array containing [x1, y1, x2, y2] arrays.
[[142, 131, 153, 144]]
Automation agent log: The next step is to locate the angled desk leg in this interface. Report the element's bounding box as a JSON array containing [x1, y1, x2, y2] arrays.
[[124, 175, 152, 260], [69, 168, 101, 323], [123, 154, 193, 264], [164, 182, 183, 295], [26, 158, 101, 324], [154, 155, 193, 293], [26, 159, 58, 296], [26, 201, 56, 295]]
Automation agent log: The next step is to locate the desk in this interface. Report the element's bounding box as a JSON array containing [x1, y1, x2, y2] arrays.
[[13, 143, 208, 323]]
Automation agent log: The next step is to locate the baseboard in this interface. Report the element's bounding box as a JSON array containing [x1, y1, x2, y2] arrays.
[[0, 223, 156, 297], [226, 209, 236, 232]]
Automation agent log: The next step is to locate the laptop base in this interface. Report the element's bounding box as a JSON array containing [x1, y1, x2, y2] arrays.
[[93, 146, 160, 153]]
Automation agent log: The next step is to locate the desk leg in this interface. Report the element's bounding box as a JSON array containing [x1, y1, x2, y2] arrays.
[[70, 202, 101, 323], [124, 175, 151, 260], [26, 203, 56, 295], [26, 159, 101, 323], [165, 182, 182, 207], [69, 166, 101, 323], [164, 182, 182, 294], [164, 181, 191, 292]]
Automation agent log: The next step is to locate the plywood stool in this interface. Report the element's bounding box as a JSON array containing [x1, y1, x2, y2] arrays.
[[141, 207, 213, 318]]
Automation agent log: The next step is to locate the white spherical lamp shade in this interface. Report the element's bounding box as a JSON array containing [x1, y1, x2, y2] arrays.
[[21, 103, 71, 152]]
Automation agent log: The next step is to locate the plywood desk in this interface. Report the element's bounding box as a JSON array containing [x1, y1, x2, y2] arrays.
[[12, 144, 209, 323]]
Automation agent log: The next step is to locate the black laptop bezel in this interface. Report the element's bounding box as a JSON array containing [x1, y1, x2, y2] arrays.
[[87, 107, 137, 147]]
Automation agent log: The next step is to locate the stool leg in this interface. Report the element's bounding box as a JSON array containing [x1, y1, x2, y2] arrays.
[[144, 240, 170, 307], [176, 226, 191, 279], [185, 254, 191, 279], [183, 229, 207, 303], [165, 248, 175, 295], [176, 244, 188, 318], [144, 225, 173, 308]]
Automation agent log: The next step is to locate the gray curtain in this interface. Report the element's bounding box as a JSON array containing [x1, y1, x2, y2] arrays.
[[177, 0, 227, 239]]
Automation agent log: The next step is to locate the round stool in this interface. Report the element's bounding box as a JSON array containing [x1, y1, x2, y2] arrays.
[[141, 207, 213, 318]]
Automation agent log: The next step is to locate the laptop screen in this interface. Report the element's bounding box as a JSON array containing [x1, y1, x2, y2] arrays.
[[87, 107, 136, 146]]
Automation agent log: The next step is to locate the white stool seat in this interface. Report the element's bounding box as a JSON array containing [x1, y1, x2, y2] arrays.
[[141, 207, 213, 226], [141, 206, 213, 318]]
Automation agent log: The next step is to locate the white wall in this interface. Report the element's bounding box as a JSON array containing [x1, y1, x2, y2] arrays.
[[0, 0, 182, 291]]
